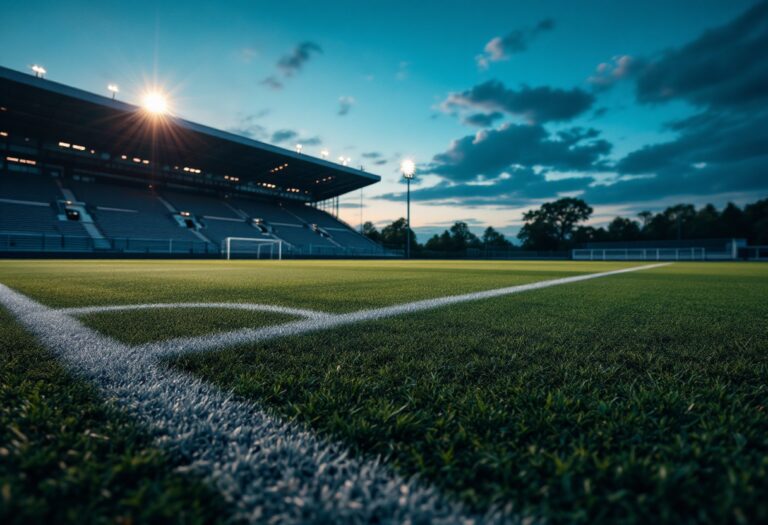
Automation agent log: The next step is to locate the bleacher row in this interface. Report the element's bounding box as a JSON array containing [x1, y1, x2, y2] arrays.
[[0, 172, 384, 255]]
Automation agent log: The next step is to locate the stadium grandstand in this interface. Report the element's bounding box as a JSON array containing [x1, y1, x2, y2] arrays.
[[0, 65, 390, 257]]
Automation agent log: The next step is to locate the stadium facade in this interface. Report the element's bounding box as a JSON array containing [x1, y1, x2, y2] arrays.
[[0, 65, 389, 257]]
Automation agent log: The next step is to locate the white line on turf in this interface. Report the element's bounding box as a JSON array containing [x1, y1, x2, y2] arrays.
[[139, 263, 671, 358], [0, 262, 669, 523], [0, 284, 479, 524], [58, 302, 330, 319]]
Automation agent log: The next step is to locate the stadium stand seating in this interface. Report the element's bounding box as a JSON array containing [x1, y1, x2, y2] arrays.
[[68, 179, 202, 242], [0, 173, 385, 255], [0, 172, 62, 202]]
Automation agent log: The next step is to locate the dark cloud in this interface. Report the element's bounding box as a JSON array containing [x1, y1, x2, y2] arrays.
[[338, 96, 355, 116], [261, 76, 284, 90], [277, 41, 322, 77], [476, 19, 554, 69], [228, 112, 269, 140], [584, 3, 768, 205], [463, 111, 504, 127], [362, 152, 383, 159], [270, 129, 298, 144], [587, 55, 642, 91], [262, 41, 322, 89], [300, 136, 323, 146], [378, 166, 590, 207], [584, 108, 768, 204], [635, 1, 768, 110], [444, 81, 595, 123], [427, 123, 611, 182]]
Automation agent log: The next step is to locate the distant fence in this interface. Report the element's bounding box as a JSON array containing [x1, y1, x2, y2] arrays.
[[573, 247, 708, 261], [0, 232, 216, 255], [1, 231, 766, 260], [0, 231, 398, 258]]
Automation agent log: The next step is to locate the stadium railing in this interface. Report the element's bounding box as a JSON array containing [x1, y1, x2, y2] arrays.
[[572, 247, 708, 261]]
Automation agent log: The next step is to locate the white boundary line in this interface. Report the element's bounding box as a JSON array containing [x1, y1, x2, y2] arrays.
[[0, 262, 669, 523], [139, 263, 670, 358], [58, 302, 330, 319]]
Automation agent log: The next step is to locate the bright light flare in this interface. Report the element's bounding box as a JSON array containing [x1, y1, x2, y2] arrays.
[[108, 84, 119, 93], [142, 91, 168, 115], [320, 149, 329, 159], [401, 158, 416, 178], [31, 64, 47, 78]]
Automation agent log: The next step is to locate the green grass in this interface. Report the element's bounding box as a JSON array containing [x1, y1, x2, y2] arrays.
[[0, 308, 233, 524], [170, 263, 768, 524], [0, 259, 634, 312], [78, 308, 296, 345], [1, 260, 767, 524]]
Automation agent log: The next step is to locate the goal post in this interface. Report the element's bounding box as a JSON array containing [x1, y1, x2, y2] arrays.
[[224, 237, 282, 260]]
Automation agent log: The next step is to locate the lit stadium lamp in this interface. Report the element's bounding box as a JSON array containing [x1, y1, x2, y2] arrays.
[[31, 64, 47, 78], [320, 149, 329, 159], [401, 159, 416, 259], [142, 91, 168, 115], [296, 143, 303, 154], [108, 84, 119, 99]]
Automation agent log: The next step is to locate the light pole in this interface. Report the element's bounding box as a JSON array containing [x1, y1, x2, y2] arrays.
[[401, 159, 415, 258], [108, 84, 119, 100], [31, 65, 46, 78]]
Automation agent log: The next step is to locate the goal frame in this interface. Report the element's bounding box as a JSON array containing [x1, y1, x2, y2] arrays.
[[224, 237, 283, 260]]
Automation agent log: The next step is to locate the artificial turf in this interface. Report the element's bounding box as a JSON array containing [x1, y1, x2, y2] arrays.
[[78, 307, 297, 345], [0, 308, 233, 524], [1, 260, 766, 524], [0, 259, 634, 312], [170, 262, 768, 524]]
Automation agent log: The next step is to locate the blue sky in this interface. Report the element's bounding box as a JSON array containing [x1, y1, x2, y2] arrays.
[[1, 0, 765, 240]]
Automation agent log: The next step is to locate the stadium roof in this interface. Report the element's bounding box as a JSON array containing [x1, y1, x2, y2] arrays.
[[0, 65, 380, 201]]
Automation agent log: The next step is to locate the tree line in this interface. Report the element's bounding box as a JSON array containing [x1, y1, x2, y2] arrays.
[[362, 197, 768, 253]]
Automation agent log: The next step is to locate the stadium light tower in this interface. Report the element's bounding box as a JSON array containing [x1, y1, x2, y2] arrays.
[[295, 143, 303, 154], [320, 149, 329, 159], [108, 84, 119, 100], [31, 65, 47, 78], [401, 159, 416, 259]]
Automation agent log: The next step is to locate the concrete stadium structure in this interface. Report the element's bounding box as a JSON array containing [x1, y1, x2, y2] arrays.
[[0, 66, 388, 257]]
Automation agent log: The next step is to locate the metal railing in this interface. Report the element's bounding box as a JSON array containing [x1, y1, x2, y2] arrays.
[[0, 232, 215, 254]]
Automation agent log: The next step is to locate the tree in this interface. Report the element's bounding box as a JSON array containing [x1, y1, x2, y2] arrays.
[[482, 227, 512, 249], [518, 198, 593, 250], [424, 222, 481, 252], [380, 218, 418, 252], [607, 217, 641, 241], [361, 221, 381, 243], [449, 222, 481, 251], [637, 211, 653, 228]]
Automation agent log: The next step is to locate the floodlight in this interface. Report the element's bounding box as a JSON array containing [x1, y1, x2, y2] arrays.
[[401, 159, 416, 179], [142, 91, 168, 114], [31, 64, 47, 78]]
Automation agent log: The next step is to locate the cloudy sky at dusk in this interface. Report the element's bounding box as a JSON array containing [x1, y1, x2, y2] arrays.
[[1, 0, 766, 240]]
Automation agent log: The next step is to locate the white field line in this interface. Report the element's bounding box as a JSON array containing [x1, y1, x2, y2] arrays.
[[58, 302, 330, 319], [0, 262, 668, 523], [0, 283, 481, 524], [140, 263, 670, 358]]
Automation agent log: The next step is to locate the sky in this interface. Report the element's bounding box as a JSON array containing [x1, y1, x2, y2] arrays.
[[1, 0, 766, 241]]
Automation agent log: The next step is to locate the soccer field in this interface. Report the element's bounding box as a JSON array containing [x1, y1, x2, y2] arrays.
[[1, 260, 767, 524]]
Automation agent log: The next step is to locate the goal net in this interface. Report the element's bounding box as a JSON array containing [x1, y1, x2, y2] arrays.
[[223, 237, 283, 260]]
